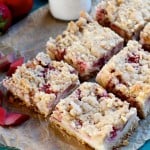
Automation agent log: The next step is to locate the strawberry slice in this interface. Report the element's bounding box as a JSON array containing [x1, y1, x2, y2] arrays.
[[0, 107, 6, 125], [0, 53, 16, 72], [5, 113, 29, 126], [0, 106, 29, 127], [7, 57, 24, 76]]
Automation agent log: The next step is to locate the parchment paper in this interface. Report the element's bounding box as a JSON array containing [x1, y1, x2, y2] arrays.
[[0, 1, 150, 150]]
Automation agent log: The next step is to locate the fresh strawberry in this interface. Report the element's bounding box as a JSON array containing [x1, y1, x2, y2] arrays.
[[7, 57, 24, 76], [5, 113, 29, 126], [0, 0, 33, 20], [0, 3, 12, 33], [0, 107, 6, 125]]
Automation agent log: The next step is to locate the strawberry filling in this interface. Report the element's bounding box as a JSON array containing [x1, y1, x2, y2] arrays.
[[107, 127, 120, 141], [39, 84, 52, 94], [127, 53, 140, 63]]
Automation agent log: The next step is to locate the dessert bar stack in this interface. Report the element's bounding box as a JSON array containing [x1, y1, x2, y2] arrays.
[[46, 12, 124, 80], [96, 0, 150, 41], [3, 0, 150, 149], [3, 52, 79, 117]]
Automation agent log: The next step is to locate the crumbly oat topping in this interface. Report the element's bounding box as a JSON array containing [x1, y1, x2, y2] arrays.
[[96, 41, 150, 108], [97, 0, 150, 32], [46, 13, 123, 77], [3, 52, 79, 116], [51, 82, 137, 142], [140, 23, 150, 44]]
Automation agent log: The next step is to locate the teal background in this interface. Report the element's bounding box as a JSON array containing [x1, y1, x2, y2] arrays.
[[0, 0, 149, 149]]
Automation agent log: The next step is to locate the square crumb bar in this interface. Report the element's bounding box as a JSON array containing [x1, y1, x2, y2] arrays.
[[50, 82, 139, 150], [140, 23, 150, 51], [46, 12, 123, 80], [96, 0, 150, 41], [3, 52, 80, 117], [96, 41, 150, 118]]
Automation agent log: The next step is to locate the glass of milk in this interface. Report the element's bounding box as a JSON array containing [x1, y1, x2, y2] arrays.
[[49, 0, 92, 20]]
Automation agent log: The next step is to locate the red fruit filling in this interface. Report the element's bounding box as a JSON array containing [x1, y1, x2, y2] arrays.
[[39, 84, 53, 94], [108, 127, 119, 141], [127, 53, 140, 63], [7, 57, 24, 76]]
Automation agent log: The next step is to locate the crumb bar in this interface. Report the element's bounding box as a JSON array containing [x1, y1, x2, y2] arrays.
[[96, 41, 150, 118], [3, 52, 80, 117], [50, 82, 139, 150], [96, 0, 150, 41], [46, 12, 123, 80], [140, 23, 150, 51]]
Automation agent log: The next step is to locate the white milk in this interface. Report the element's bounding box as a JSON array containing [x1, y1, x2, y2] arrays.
[[49, 0, 92, 20]]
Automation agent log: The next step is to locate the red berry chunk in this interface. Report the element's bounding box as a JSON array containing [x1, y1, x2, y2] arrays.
[[127, 53, 140, 63], [40, 84, 52, 94], [109, 127, 118, 139]]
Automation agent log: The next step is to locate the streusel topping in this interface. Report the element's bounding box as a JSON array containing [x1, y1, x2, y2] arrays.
[[52, 82, 136, 141], [97, 0, 150, 32], [47, 14, 123, 60]]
